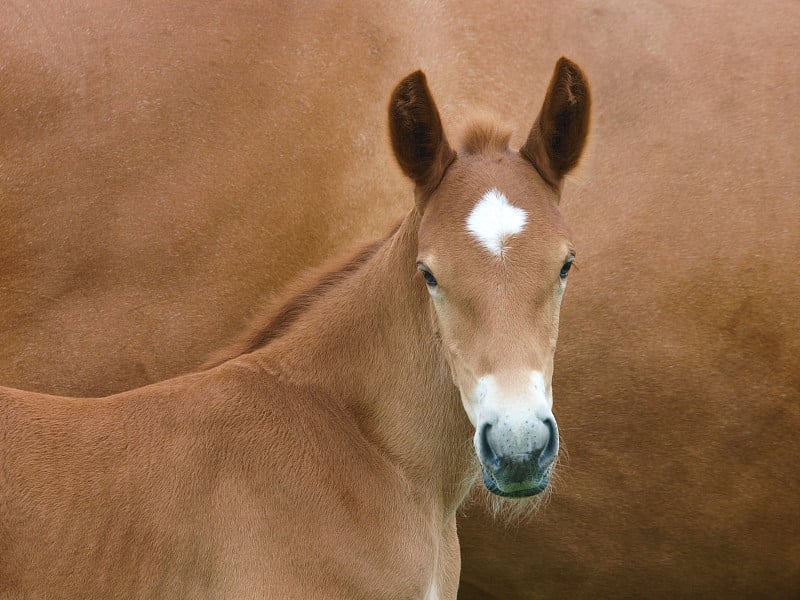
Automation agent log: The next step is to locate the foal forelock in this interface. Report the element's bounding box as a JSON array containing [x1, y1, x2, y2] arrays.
[[457, 119, 539, 258], [457, 117, 513, 158]]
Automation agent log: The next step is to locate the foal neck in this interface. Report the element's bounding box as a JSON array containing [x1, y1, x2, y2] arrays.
[[260, 210, 476, 516]]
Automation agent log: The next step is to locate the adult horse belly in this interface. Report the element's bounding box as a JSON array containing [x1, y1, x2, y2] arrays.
[[1, 1, 798, 598]]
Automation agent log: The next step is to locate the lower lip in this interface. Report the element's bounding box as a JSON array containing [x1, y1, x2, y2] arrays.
[[482, 469, 550, 498]]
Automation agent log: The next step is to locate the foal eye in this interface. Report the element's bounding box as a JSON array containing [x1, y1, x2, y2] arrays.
[[560, 258, 574, 280], [417, 264, 438, 287]]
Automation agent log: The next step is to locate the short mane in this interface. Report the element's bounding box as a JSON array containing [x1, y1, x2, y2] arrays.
[[457, 116, 513, 157], [203, 220, 401, 369]]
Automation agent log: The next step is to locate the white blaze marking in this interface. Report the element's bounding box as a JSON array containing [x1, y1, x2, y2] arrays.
[[469, 371, 555, 456], [529, 371, 553, 410], [466, 188, 527, 256], [425, 580, 439, 600], [471, 372, 552, 417], [465, 371, 553, 434]]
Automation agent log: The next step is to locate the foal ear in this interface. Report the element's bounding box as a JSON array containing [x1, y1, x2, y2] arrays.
[[389, 70, 456, 205], [521, 57, 591, 190]]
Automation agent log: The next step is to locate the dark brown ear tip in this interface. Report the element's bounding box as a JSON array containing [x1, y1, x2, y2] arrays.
[[406, 69, 427, 83], [554, 57, 589, 95], [390, 71, 431, 126], [555, 57, 582, 77], [555, 56, 579, 70], [393, 70, 428, 97]]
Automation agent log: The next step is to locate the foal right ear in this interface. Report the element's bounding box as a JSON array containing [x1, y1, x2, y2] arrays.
[[389, 71, 456, 207], [521, 57, 591, 190]]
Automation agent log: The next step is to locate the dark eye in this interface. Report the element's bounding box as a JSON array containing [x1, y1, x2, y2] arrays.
[[417, 264, 438, 287], [560, 258, 574, 280]]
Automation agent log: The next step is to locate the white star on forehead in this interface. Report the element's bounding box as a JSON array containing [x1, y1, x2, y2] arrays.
[[465, 188, 528, 256]]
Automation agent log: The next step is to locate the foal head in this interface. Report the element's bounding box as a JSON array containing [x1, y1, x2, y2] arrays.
[[389, 58, 590, 498]]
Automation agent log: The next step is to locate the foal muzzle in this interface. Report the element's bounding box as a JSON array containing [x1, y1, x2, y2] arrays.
[[476, 415, 559, 497]]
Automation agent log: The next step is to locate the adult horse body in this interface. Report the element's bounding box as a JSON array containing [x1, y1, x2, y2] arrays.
[[0, 63, 590, 598]]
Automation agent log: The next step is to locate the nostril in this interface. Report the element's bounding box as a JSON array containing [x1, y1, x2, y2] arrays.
[[538, 417, 559, 469], [479, 423, 501, 468]]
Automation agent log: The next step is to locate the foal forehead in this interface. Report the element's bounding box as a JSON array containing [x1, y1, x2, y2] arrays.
[[419, 154, 569, 261], [466, 188, 528, 257]]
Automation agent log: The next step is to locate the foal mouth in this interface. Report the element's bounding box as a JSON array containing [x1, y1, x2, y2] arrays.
[[481, 465, 552, 498]]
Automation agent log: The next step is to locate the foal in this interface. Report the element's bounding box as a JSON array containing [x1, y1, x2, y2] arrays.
[[0, 58, 589, 599]]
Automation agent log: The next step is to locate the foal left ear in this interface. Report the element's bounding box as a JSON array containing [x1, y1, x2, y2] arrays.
[[521, 57, 591, 190], [389, 70, 456, 208]]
